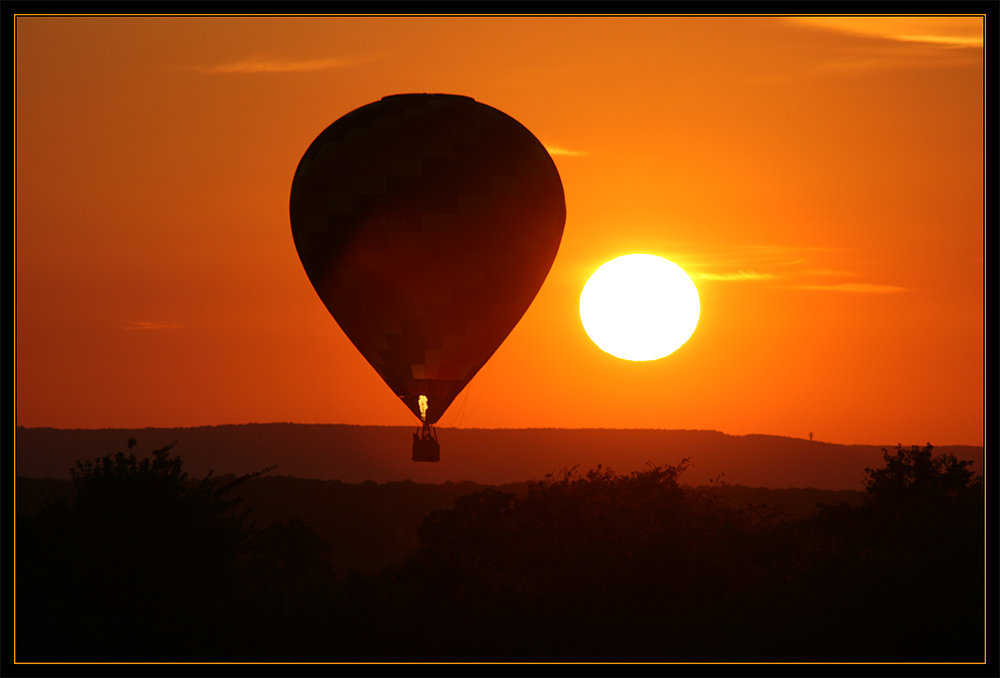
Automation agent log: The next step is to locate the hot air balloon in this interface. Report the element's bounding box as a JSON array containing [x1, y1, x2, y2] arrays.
[[289, 94, 566, 461]]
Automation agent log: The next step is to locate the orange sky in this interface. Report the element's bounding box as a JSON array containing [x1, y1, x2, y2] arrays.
[[15, 15, 985, 446]]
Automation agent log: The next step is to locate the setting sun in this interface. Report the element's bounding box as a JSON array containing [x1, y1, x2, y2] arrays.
[[579, 254, 701, 361]]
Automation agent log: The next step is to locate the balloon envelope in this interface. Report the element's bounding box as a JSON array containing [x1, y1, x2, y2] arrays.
[[290, 94, 566, 425]]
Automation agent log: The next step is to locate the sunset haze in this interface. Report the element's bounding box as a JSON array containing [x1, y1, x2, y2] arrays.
[[15, 15, 985, 447]]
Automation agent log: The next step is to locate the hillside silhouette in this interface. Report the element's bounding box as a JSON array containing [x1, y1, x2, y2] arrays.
[[14, 423, 984, 489], [15, 439, 985, 663]]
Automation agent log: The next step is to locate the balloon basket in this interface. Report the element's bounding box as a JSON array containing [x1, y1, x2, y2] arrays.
[[412, 426, 440, 462]]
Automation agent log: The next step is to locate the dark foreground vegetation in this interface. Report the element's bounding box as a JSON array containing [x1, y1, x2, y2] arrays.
[[16, 441, 984, 663]]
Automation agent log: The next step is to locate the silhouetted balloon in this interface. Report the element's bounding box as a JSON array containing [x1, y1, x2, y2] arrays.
[[290, 94, 566, 425]]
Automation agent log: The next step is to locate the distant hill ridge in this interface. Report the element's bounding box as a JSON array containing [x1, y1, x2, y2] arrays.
[[14, 424, 983, 490]]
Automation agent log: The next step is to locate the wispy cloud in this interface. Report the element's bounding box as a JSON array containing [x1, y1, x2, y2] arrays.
[[545, 144, 588, 157], [737, 244, 846, 259], [125, 321, 180, 331], [802, 268, 859, 277], [189, 54, 379, 75], [797, 283, 906, 294], [689, 244, 846, 280], [768, 17, 982, 79], [894, 34, 983, 48], [687, 244, 905, 293], [813, 49, 981, 74], [695, 269, 777, 282], [787, 17, 982, 48]]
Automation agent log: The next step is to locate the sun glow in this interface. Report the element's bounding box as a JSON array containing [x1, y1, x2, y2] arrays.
[[580, 254, 701, 361]]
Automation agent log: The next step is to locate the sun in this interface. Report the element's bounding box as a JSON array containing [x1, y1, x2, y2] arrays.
[[579, 254, 701, 361]]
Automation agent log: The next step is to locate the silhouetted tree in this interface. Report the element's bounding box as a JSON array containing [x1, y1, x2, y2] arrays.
[[16, 440, 339, 662], [865, 443, 982, 510], [785, 443, 985, 662], [859, 443, 983, 570]]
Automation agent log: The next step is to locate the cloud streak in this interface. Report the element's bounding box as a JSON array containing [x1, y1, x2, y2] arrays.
[[802, 268, 859, 277], [190, 55, 377, 75], [695, 269, 777, 281], [687, 245, 907, 294], [125, 321, 180, 331], [796, 283, 906, 294], [767, 17, 983, 79], [544, 144, 588, 157], [787, 16, 983, 48]]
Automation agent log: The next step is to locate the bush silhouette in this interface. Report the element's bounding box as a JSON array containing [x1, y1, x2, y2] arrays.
[[377, 462, 789, 661], [16, 441, 334, 661]]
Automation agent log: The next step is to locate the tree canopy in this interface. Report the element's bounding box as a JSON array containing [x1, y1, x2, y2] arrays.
[[16, 440, 984, 663]]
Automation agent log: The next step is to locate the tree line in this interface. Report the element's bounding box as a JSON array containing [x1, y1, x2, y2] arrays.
[[15, 440, 984, 663]]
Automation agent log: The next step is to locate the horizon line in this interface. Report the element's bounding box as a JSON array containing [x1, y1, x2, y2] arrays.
[[13, 422, 983, 448]]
